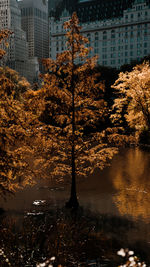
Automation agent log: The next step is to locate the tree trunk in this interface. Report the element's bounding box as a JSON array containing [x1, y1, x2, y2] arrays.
[[66, 143, 79, 208], [66, 41, 79, 209]]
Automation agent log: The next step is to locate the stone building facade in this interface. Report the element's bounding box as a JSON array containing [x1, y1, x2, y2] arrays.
[[49, 0, 150, 68]]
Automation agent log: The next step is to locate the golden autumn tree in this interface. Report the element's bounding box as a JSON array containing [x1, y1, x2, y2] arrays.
[[0, 29, 12, 59], [29, 13, 117, 208], [111, 62, 150, 140], [0, 30, 39, 196]]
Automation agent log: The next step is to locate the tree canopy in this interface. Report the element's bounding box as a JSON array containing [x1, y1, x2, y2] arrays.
[[26, 13, 118, 207], [111, 62, 150, 138], [0, 30, 39, 195]]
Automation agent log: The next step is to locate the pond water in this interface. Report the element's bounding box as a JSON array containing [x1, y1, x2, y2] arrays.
[[0, 147, 150, 266]]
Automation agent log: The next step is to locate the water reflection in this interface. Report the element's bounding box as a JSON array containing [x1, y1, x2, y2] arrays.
[[0, 147, 150, 265], [111, 148, 150, 220]]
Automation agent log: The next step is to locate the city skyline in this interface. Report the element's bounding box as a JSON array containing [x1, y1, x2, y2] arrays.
[[0, 0, 150, 82]]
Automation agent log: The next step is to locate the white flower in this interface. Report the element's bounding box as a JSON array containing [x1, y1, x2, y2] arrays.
[[50, 256, 55, 261], [117, 248, 126, 257], [36, 263, 46, 267], [129, 261, 136, 266], [128, 251, 134, 256], [129, 256, 135, 262]]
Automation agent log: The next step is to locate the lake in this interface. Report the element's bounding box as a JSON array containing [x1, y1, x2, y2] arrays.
[[0, 147, 150, 266]]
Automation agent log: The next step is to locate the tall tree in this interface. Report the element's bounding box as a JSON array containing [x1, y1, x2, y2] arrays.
[[0, 30, 39, 196], [29, 13, 117, 208], [111, 62, 150, 139]]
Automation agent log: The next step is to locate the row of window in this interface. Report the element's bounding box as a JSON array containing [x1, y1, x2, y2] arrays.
[[101, 49, 147, 58], [102, 57, 142, 66], [21, 8, 47, 20], [52, 43, 148, 57], [125, 10, 148, 20]]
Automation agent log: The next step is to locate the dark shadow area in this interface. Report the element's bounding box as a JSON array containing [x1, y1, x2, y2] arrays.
[[0, 206, 149, 267]]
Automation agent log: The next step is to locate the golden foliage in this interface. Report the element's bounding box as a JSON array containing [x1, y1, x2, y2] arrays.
[[111, 62, 150, 136], [0, 29, 12, 59], [27, 13, 118, 181], [0, 65, 39, 195]]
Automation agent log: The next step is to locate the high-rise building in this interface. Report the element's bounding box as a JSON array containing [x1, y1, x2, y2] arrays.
[[18, 0, 49, 71], [0, 0, 39, 83], [49, 0, 150, 68]]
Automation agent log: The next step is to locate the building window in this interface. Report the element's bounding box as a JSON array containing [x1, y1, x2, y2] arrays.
[[103, 31, 107, 40], [130, 51, 133, 56], [102, 41, 107, 46], [111, 40, 115, 45], [111, 47, 115, 51], [95, 32, 98, 40], [94, 48, 98, 54], [137, 43, 142, 48], [111, 60, 116, 65], [130, 31, 133, 37], [137, 50, 141, 56], [144, 29, 147, 35], [130, 37, 134, 43], [102, 47, 107, 52], [137, 37, 141, 42], [111, 30, 115, 39], [144, 49, 147, 55], [102, 54, 107, 59], [137, 31, 141, 37], [130, 44, 133, 49], [144, 43, 147, 48], [102, 61, 107, 65]]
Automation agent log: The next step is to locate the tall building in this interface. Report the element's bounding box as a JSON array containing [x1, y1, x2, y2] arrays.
[[0, 0, 39, 83], [18, 0, 49, 71], [49, 0, 150, 68]]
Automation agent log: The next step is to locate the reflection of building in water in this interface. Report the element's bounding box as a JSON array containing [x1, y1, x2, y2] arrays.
[[0, 0, 39, 83], [49, 0, 150, 68], [112, 148, 150, 219]]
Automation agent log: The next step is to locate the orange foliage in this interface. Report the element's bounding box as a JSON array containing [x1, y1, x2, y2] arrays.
[[0, 31, 40, 195], [0, 29, 12, 59], [111, 62, 150, 136], [26, 13, 118, 182]]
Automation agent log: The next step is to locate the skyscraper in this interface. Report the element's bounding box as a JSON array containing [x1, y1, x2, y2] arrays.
[[0, 0, 39, 83], [18, 0, 49, 71]]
